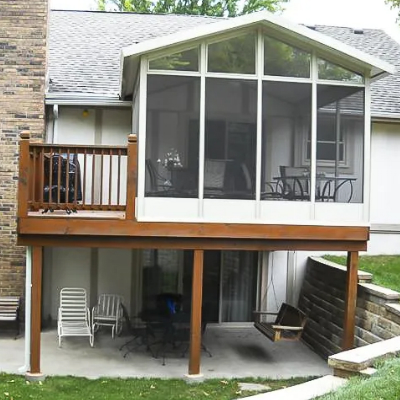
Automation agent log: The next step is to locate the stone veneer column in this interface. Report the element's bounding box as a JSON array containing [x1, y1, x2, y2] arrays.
[[0, 0, 48, 296]]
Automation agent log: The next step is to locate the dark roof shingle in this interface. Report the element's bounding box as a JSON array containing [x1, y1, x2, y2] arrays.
[[48, 11, 400, 115], [49, 11, 220, 97]]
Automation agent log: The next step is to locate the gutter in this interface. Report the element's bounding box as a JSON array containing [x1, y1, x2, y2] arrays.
[[372, 114, 400, 123], [45, 93, 132, 107]]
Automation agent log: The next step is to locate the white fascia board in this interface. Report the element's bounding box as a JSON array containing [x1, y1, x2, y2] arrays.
[[372, 113, 400, 121], [120, 11, 395, 78], [45, 93, 132, 107]]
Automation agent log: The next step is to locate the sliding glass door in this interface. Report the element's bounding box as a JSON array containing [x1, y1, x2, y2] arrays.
[[182, 250, 258, 323], [220, 251, 258, 322]]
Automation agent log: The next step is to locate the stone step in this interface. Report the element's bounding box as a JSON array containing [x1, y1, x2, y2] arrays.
[[329, 336, 400, 373], [238, 375, 346, 400]]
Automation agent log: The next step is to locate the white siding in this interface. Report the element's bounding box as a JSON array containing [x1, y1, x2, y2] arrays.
[[370, 123, 400, 226]]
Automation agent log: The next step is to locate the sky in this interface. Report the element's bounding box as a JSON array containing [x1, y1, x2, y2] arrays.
[[50, 0, 400, 31]]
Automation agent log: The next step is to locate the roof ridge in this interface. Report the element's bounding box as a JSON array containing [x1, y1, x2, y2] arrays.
[[49, 9, 225, 19], [309, 24, 384, 33]]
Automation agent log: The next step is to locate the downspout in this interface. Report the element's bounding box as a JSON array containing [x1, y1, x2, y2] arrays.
[[52, 104, 59, 143], [18, 246, 32, 373], [286, 251, 297, 306]]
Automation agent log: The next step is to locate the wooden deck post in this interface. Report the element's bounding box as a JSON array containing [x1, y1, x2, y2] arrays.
[[29, 246, 43, 376], [126, 134, 137, 220], [188, 249, 204, 376], [343, 251, 359, 350], [18, 131, 31, 219]]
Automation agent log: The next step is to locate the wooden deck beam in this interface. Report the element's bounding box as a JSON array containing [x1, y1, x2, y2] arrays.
[[18, 218, 369, 242], [343, 251, 359, 350], [17, 234, 368, 252]]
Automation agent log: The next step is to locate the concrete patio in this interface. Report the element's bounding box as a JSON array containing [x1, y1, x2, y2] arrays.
[[0, 326, 331, 379]]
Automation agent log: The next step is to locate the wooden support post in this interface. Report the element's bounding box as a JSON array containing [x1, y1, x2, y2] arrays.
[[343, 251, 359, 350], [30, 246, 43, 375], [188, 249, 204, 376], [126, 134, 137, 220], [18, 131, 31, 218]]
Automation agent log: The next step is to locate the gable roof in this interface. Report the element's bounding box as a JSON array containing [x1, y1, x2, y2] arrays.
[[121, 11, 394, 83], [48, 10, 400, 117]]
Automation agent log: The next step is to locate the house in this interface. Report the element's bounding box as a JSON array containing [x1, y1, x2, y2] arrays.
[[7, 5, 400, 377]]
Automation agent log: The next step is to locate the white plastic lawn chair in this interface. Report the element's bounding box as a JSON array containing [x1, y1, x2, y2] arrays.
[[57, 287, 93, 347], [92, 294, 124, 339]]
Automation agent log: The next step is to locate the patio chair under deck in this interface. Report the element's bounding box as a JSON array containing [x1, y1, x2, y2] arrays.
[[92, 294, 124, 339], [57, 287, 93, 347]]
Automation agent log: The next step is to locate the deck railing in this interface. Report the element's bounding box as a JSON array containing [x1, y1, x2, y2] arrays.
[[18, 132, 137, 219]]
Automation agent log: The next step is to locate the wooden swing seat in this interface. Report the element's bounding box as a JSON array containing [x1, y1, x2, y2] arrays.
[[253, 303, 307, 342]]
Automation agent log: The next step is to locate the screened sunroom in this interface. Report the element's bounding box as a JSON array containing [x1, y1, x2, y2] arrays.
[[121, 13, 393, 225]]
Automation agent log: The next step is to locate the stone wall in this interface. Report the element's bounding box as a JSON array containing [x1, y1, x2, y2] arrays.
[[299, 256, 400, 359], [0, 1, 48, 296]]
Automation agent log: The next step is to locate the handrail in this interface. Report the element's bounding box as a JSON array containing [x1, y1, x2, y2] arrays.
[[29, 143, 127, 154], [18, 132, 137, 216]]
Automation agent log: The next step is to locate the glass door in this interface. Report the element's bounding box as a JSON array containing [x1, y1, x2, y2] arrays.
[[220, 251, 258, 322], [183, 250, 221, 322], [180, 250, 258, 323]]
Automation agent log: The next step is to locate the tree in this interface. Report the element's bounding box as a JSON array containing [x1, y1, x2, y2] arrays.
[[385, 0, 400, 18], [97, 0, 288, 17]]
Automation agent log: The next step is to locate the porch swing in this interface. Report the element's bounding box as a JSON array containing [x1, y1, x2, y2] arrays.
[[253, 256, 307, 343], [253, 303, 307, 342]]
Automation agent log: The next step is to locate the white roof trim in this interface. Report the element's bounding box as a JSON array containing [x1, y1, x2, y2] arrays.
[[46, 93, 132, 107], [121, 11, 396, 80]]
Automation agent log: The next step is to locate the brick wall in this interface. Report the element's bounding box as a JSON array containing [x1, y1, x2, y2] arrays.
[[299, 256, 400, 359], [0, 1, 48, 296]]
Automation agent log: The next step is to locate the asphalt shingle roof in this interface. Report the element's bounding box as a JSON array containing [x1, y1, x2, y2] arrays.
[[48, 10, 400, 116], [49, 11, 220, 97]]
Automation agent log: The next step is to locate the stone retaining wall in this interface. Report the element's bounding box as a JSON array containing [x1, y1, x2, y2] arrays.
[[298, 256, 400, 359]]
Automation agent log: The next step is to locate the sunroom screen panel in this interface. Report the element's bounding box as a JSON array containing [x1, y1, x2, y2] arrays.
[[145, 75, 200, 198], [149, 47, 199, 71], [261, 81, 312, 202], [318, 58, 364, 83], [204, 78, 257, 200], [207, 33, 256, 74], [316, 86, 365, 203], [264, 36, 311, 78]]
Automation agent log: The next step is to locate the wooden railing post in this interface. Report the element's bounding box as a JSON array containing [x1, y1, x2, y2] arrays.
[[18, 131, 31, 218], [126, 134, 137, 220]]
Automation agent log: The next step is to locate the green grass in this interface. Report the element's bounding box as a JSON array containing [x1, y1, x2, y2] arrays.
[[323, 255, 400, 293], [317, 357, 400, 400], [0, 375, 311, 400]]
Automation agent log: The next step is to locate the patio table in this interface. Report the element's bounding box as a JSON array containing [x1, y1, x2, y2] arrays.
[[273, 175, 357, 202]]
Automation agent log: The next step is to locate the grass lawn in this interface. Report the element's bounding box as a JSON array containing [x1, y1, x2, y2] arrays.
[[0, 375, 311, 400], [317, 357, 400, 400], [323, 255, 400, 293]]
